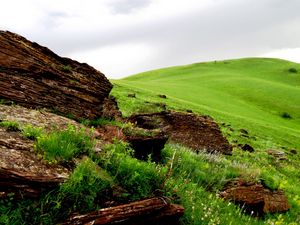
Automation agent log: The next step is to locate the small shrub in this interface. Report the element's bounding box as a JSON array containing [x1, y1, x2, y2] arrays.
[[35, 125, 94, 163], [0, 120, 21, 132], [281, 112, 292, 119], [288, 67, 298, 73], [22, 125, 44, 140]]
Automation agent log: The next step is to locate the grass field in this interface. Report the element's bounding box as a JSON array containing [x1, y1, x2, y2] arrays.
[[112, 57, 300, 150], [111, 57, 300, 224]]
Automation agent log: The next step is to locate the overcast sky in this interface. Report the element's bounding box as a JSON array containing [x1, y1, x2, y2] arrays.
[[1, 0, 300, 78]]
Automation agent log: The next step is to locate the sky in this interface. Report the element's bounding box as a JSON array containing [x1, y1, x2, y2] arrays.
[[1, 0, 300, 78]]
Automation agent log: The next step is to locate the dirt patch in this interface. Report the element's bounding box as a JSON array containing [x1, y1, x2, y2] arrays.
[[129, 111, 232, 155]]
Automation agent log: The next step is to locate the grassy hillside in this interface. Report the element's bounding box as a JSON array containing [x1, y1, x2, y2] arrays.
[[111, 57, 300, 224], [113, 57, 300, 150]]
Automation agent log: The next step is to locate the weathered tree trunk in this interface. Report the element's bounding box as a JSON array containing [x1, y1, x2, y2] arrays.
[[0, 31, 112, 119], [63, 197, 184, 225]]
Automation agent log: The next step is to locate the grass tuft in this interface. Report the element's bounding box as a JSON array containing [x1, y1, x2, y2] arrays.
[[0, 120, 21, 132], [35, 125, 94, 163]]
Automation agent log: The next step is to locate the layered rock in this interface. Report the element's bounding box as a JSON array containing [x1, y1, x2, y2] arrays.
[[219, 179, 290, 216], [63, 197, 184, 225], [0, 126, 69, 198], [0, 31, 112, 119], [129, 111, 232, 154]]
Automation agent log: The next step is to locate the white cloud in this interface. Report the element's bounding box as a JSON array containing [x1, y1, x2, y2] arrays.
[[69, 42, 156, 78], [261, 48, 300, 63], [1, 0, 300, 78]]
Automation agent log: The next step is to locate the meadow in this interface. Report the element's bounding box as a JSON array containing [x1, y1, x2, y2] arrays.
[[111, 57, 300, 224]]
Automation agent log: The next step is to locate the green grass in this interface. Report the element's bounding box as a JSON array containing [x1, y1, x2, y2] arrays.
[[113, 57, 300, 150], [0, 120, 21, 132], [112, 57, 300, 224], [22, 124, 44, 140], [97, 140, 166, 200], [35, 125, 94, 163]]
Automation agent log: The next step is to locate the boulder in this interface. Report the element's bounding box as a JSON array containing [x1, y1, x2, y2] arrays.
[[219, 179, 290, 216], [0, 31, 112, 119], [129, 111, 232, 154]]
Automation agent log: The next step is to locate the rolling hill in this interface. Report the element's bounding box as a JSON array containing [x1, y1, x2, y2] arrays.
[[113, 57, 300, 150]]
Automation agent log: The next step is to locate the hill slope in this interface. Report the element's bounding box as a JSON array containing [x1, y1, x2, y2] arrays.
[[113, 58, 300, 150]]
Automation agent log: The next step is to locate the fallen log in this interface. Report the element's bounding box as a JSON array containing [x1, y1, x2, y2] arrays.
[[0, 30, 112, 119], [63, 197, 184, 225]]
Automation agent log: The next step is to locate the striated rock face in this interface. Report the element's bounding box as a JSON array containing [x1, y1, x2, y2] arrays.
[[63, 197, 184, 225], [0, 104, 100, 199], [129, 111, 232, 154], [219, 179, 290, 216], [0, 126, 69, 198], [0, 31, 112, 119]]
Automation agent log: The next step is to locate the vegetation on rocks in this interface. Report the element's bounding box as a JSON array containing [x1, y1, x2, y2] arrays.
[[1, 55, 300, 224]]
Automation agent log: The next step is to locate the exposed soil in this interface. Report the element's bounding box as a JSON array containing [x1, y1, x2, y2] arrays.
[[129, 111, 232, 154]]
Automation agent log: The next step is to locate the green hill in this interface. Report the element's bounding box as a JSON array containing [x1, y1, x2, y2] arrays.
[[112, 57, 300, 224], [113, 57, 300, 150]]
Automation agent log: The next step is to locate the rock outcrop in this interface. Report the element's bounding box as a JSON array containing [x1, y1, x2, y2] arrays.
[[0, 31, 112, 119], [219, 179, 290, 216], [129, 111, 232, 154], [63, 197, 184, 225], [0, 126, 69, 198]]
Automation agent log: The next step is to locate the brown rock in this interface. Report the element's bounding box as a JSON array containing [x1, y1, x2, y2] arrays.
[[158, 94, 167, 99], [290, 149, 297, 154], [101, 96, 123, 121], [129, 111, 232, 155], [240, 144, 255, 153], [63, 197, 184, 225], [127, 93, 136, 98], [0, 127, 69, 198], [124, 128, 168, 161], [219, 179, 290, 216], [267, 149, 287, 160], [0, 30, 112, 119]]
